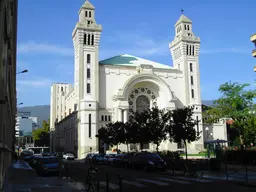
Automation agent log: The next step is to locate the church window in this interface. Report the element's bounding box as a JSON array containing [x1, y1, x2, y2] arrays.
[[84, 34, 87, 45], [85, 11, 88, 17], [61, 87, 63, 92], [184, 25, 186, 30], [89, 11, 91, 17], [87, 68, 91, 79], [108, 115, 111, 121], [136, 95, 150, 113], [192, 46, 195, 56], [101, 115, 104, 121], [87, 34, 91, 45], [190, 63, 193, 72], [91, 34, 94, 46], [87, 83, 91, 94], [87, 54, 91, 63], [191, 89, 195, 98], [191, 76, 194, 85], [186, 45, 189, 55], [187, 25, 190, 30], [88, 114, 91, 137], [189, 45, 192, 55], [87, 21, 90, 25], [105, 115, 107, 121]]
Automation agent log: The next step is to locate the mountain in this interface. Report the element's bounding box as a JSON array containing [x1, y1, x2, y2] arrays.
[[17, 105, 50, 128]]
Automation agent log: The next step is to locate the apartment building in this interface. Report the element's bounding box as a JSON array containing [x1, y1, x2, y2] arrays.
[[0, 0, 18, 189]]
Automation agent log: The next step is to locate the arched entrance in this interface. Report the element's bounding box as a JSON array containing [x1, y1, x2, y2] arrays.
[[136, 95, 150, 113]]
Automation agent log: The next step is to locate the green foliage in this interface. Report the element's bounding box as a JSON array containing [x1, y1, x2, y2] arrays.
[[203, 81, 256, 144], [97, 106, 199, 154], [32, 119, 50, 146], [147, 107, 169, 151], [166, 106, 200, 160]]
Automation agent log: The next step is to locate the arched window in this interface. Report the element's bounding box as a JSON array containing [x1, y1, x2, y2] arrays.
[[85, 11, 88, 17], [101, 115, 104, 121], [89, 11, 91, 17], [136, 95, 150, 113], [88, 114, 91, 137], [87, 54, 91, 64], [105, 115, 108, 121], [87, 34, 91, 45], [108, 115, 111, 121], [84, 34, 87, 45], [186, 45, 189, 55], [91, 34, 94, 46]]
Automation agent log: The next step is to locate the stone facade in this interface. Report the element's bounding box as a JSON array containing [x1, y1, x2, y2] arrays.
[[0, 0, 18, 189], [50, 0, 206, 159]]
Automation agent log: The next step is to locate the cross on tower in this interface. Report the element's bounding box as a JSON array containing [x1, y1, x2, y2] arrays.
[[181, 9, 184, 14]]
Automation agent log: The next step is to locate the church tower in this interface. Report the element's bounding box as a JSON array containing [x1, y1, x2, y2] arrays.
[[170, 11, 203, 151], [72, 0, 102, 158]]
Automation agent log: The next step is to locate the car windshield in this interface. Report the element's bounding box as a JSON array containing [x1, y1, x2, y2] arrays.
[[43, 158, 58, 164], [66, 153, 73, 156]]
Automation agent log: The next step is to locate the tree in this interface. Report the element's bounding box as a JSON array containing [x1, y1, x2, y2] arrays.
[[128, 110, 151, 150], [166, 106, 200, 160], [147, 107, 169, 152], [32, 120, 50, 146], [203, 82, 256, 144], [107, 122, 126, 149]]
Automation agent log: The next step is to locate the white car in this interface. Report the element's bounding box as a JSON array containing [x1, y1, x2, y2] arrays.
[[63, 153, 75, 160]]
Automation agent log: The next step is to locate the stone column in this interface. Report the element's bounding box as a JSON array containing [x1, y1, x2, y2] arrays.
[[123, 109, 128, 123], [117, 108, 122, 121]]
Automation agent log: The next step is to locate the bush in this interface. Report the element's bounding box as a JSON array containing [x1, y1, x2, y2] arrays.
[[225, 150, 256, 165]]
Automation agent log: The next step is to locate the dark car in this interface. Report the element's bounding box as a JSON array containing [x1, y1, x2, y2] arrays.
[[36, 156, 59, 176], [125, 152, 167, 171], [85, 153, 96, 164]]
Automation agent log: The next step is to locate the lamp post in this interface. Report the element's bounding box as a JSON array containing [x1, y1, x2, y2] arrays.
[[16, 69, 28, 75]]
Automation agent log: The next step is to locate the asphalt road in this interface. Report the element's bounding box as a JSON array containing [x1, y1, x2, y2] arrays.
[[63, 160, 256, 192]]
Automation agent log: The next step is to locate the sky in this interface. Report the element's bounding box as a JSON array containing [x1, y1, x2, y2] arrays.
[[17, 0, 256, 107]]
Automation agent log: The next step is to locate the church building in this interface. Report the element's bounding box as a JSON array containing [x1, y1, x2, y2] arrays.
[[50, 0, 204, 159]]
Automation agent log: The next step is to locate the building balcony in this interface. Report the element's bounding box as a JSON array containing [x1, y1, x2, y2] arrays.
[[250, 33, 256, 44], [253, 49, 256, 58]]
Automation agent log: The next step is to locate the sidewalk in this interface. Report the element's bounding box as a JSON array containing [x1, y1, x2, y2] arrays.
[[3, 160, 85, 192]]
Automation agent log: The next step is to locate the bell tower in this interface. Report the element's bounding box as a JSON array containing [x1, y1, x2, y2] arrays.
[[72, 0, 102, 158], [170, 11, 203, 151]]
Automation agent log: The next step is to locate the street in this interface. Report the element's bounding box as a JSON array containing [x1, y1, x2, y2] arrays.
[[63, 160, 256, 192]]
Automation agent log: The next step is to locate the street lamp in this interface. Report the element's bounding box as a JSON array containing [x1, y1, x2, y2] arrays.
[[16, 69, 28, 75]]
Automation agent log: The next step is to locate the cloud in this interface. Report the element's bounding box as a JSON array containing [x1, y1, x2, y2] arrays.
[[200, 47, 251, 54], [18, 41, 73, 56], [17, 78, 53, 87], [101, 32, 168, 58]]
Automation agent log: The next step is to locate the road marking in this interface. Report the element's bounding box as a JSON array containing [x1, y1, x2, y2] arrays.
[[176, 177, 212, 183], [136, 178, 169, 186], [100, 181, 119, 190], [122, 180, 146, 187], [158, 177, 191, 184]]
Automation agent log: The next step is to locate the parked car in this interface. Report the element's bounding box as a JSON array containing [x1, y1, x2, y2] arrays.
[[92, 153, 105, 164], [29, 156, 42, 169], [108, 154, 130, 167], [125, 152, 167, 171], [103, 154, 116, 164], [63, 153, 75, 160], [85, 153, 96, 164], [36, 156, 59, 176]]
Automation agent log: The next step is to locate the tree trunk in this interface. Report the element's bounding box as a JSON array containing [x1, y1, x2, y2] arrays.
[[156, 143, 159, 152], [126, 143, 129, 152], [184, 140, 188, 161]]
